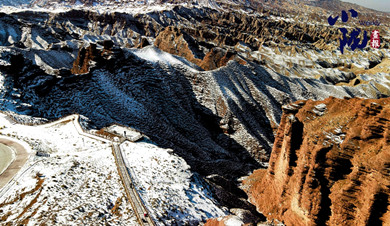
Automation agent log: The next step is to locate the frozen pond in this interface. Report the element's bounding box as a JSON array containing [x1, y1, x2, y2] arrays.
[[0, 143, 14, 175]]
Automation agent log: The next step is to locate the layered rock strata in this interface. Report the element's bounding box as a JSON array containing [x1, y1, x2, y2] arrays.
[[244, 97, 390, 226]]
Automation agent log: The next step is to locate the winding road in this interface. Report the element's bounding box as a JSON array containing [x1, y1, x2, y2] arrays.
[[69, 115, 155, 225], [0, 113, 155, 226]]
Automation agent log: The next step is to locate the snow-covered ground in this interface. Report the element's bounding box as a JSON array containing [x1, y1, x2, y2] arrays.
[[0, 112, 229, 225], [0, 1, 182, 15], [0, 0, 230, 15], [121, 141, 228, 225], [106, 125, 142, 142], [130, 46, 201, 71], [0, 113, 137, 225]]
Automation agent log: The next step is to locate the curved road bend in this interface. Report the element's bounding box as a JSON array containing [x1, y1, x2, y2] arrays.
[[0, 137, 30, 190]]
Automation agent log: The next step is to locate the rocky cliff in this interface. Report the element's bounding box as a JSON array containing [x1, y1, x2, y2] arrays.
[[0, 3, 389, 224], [244, 97, 390, 225], [154, 26, 246, 70]]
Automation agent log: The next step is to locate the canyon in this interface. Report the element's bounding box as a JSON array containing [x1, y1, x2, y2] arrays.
[[0, 0, 388, 225]]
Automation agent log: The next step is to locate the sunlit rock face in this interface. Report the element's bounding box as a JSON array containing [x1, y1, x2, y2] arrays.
[[244, 97, 390, 226]]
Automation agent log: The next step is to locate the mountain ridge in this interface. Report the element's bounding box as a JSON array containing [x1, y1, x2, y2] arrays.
[[0, 1, 388, 224], [2, 0, 390, 15]]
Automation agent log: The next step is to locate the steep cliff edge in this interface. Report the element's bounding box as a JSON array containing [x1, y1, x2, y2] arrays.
[[154, 26, 246, 71], [244, 97, 390, 226]]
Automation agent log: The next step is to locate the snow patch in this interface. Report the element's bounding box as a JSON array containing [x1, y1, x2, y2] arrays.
[[130, 46, 199, 70], [225, 215, 245, 226], [121, 141, 227, 225], [0, 114, 137, 225]]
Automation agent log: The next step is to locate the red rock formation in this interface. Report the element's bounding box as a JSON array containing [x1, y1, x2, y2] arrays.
[[154, 26, 203, 66], [199, 48, 246, 71], [244, 97, 390, 226], [71, 40, 118, 74], [71, 43, 98, 74], [154, 26, 246, 71]]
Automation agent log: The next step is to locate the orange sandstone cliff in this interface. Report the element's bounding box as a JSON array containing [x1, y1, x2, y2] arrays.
[[244, 97, 390, 226], [154, 26, 246, 71]]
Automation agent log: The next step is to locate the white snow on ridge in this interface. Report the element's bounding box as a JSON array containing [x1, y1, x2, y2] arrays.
[[225, 215, 245, 226], [121, 141, 227, 225], [0, 1, 179, 15], [131, 46, 183, 65], [130, 46, 200, 70]]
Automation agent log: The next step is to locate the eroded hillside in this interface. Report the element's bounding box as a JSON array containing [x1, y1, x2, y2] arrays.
[[244, 97, 390, 225], [0, 1, 389, 224]]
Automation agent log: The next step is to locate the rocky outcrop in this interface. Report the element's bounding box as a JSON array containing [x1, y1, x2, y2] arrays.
[[154, 26, 204, 67], [244, 97, 390, 226], [199, 48, 246, 71], [71, 40, 124, 74], [154, 26, 247, 70], [71, 43, 98, 74]]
